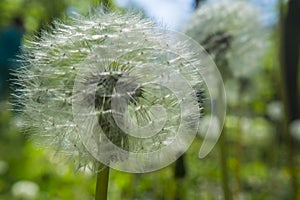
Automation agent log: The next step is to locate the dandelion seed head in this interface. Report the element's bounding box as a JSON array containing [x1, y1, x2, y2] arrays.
[[15, 9, 224, 172], [184, 0, 267, 78]]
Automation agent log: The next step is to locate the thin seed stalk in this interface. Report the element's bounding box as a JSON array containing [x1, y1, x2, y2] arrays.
[[95, 163, 110, 200], [232, 93, 243, 199], [219, 127, 231, 200]]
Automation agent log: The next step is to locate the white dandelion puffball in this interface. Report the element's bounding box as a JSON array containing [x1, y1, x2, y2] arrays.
[[290, 119, 300, 141], [15, 10, 225, 173], [184, 0, 267, 78], [11, 180, 39, 199]]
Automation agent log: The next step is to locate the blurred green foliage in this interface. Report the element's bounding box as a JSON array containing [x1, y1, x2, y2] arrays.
[[0, 96, 297, 200], [0, 0, 115, 33], [0, 0, 299, 200]]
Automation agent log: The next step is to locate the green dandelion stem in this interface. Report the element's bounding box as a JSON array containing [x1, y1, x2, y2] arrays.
[[95, 163, 110, 200], [219, 127, 231, 200]]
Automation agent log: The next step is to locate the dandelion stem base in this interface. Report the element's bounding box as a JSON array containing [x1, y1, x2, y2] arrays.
[[95, 163, 110, 200]]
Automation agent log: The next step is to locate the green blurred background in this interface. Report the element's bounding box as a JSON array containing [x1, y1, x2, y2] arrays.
[[0, 0, 299, 199]]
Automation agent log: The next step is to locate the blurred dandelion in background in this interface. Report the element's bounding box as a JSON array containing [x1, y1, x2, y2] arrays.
[[11, 180, 39, 200], [290, 119, 300, 141], [266, 100, 283, 122], [183, 1, 269, 198], [183, 0, 268, 79], [0, 160, 9, 175]]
